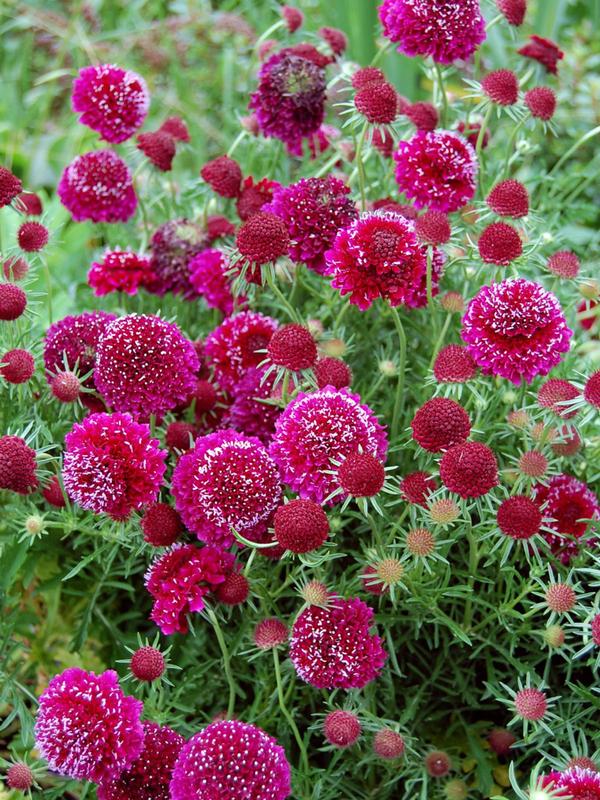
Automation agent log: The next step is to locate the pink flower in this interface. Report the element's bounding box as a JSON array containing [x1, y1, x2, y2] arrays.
[[543, 767, 600, 798], [145, 543, 235, 634], [94, 314, 199, 420], [97, 722, 185, 800], [325, 211, 444, 310], [461, 278, 572, 384], [72, 64, 149, 142], [378, 0, 486, 64], [170, 720, 291, 800], [34, 668, 144, 783], [229, 367, 281, 444], [63, 412, 166, 519], [43, 310, 115, 390], [394, 131, 478, 212], [88, 250, 155, 296], [534, 474, 599, 563], [270, 387, 387, 503], [58, 150, 137, 223], [148, 219, 210, 298], [189, 248, 238, 315], [290, 597, 387, 689], [172, 430, 282, 547]]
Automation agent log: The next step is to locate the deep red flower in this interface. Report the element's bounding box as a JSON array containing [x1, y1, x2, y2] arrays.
[[6, 763, 33, 791], [1, 348, 34, 384], [0, 166, 22, 207], [215, 571, 250, 605], [411, 398, 471, 453], [148, 218, 210, 298], [478, 222, 523, 265], [425, 751, 452, 777], [415, 210, 451, 245], [534, 474, 599, 562], [15, 191, 43, 215], [88, 250, 155, 296], [537, 378, 579, 418], [487, 180, 529, 218], [487, 727, 516, 756], [525, 86, 557, 120], [17, 221, 48, 251], [274, 498, 330, 553], [236, 211, 290, 269], [319, 26, 348, 56], [159, 116, 190, 142], [399, 471, 437, 506], [236, 176, 279, 221], [518, 35, 564, 74], [497, 496, 542, 539], [351, 67, 385, 90], [141, 502, 183, 547], [374, 730, 405, 760], [439, 441, 498, 498], [0, 435, 37, 494], [355, 81, 399, 124], [433, 344, 476, 383], [338, 452, 385, 497], [482, 70, 519, 105], [547, 250, 579, 279], [281, 5, 303, 32], [315, 356, 352, 389], [43, 475, 66, 507], [267, 323, 317, 371], [130, 647, 165, 682], [497, 0, 527, 25], [406, 101, 438, 131], [200, 155, 242, 198], [254, 618, 289, 649], [585, 371, 600, 408], [0, 283, 27, 320], [324, 711, 361, 748], [51, 371, 80, 402], [137, 130, 176, 171]]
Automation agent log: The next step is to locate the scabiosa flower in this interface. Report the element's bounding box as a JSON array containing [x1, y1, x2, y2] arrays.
[[544, 768, 600, 799], [58, 150, 137, 223], [374, 729, 405, 759], [585, 371, 600, 409], [0, 165, 22, 207], [439, 441, 498, 498], [355, 80, 399, 124], [399, 470, 437, 506], [34, 668, 144, 783], [324, 710, 361, 748], [537, 378, 579, 418], [249, 48, 326, 154], [0, 282, 27, 320], [88, 250, 155, 296], [461, 279, 572, 384], [200, 155, 242, 198], [547, 250, 579, 279], [1, 348, 35, 384], [229, 366, 280, 444], [148, 218, 210, 298], [406, 527, 436, 557], [497, 495, 542, 539], [215, 571, 250, 605], [172, 430, 281, 547], [429, 497, 461, 525], [264, 176, 358, 275], [189, 248, 236, 315], [0, 435, 37, 494], [204, 311, 278, 392], [97, 722, 184, 800], [236, 212, 290, 280], [159, 116, 190, 142], [411, 397, 471, 452], [274, 498, 330, 553], [497, 0, 526, 25], [487, 180, 529, 218], [130, 646, 166, 682], [170, 720, 291, 800], [325, 211, 444, 310], [137, 130, 176, 171], [270, 387, 387, 504], [514, 687, 547, 721], [52, 370, 80, 404], [237, 176, 279, 221], [16, 191, 43, 215], [545, 583, 576, 614], [534, 474, 599, 560], [320, 26, 348, 56], [42, 475, 66, 507], [433, 344, 476, 383], [290, 597, 386, 689], [207, 214, 236, 242], [338, 452, 385, 498], [518, 35, 564, 74], [478, 222, 523, 265], [315, 357, 352, 389], [425, 751, 452, 777], [6, 762, 33, 791], [141, 502, 183, 547], [63, 412, 166, 519], [254, 618, 289, 649], [394, 131, 477, 212], [44, 311, 115, 389], [95, 314, 199, 419], [406, 101, 438, 131], [267, 323, 317, 371], [282, 4, 303, 32], [378, 0, 486, 63], [3, 255, 29, 281], [415, 210, 451, 245], [352, 66, 386, 89], [482, 69, 519, 106], [488, 727, 516, 756], [17, 220, 48, 252], [525, 86, 557, 120]]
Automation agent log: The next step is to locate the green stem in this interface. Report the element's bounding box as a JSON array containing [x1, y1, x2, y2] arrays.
[[502, 116, 527, 179], [429, 312, 451, 369], [475, 105, 493, 194], [206, 607, 237, 719], [227, 130, 246, 158], [389, 306, 407, 443], [463, 530, 479, 631], [266, 269, 298, 321], [273, 649, 309, 774], [434, 62, 448, 128], [547, 125, 600, 192], [355, 121, 369, 211]]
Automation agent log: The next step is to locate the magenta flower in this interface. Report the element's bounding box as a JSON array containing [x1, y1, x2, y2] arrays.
[[534, 474, 599, 563], [189, 248, 238, 315], [88, 250, 155, 296], [229, 366, 281, 444], [58, 150, 137, 223], [43, 310, 116, 389], [148, 219, 210, 298]]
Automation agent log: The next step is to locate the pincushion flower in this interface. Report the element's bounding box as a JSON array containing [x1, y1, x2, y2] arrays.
[[461, 278, 572, 384], [534, 474, 599, 562], [289, 597, 387, 689], [148, 218, 210, 298], [44, 310, 116, 389], [270, 386, 387, 503], [264, 176, 358, 274], [88, 250, 155, 296], [0, 165, 22, 207], [172, 430, 281, 547], [34, 668, 144, 783], [518, 35, 564, 74], [145, 543, 235, 634], [170, 720, 291, 800], [71, 64, 149, 142], [189, 248, 237, 315], [543, 767, 600, 799], [94, 314, 199, 419], [58, 150, 137, 223], [0, 435, 38, 494], [378, 0, 486, 64], [63, 412, 167, 519], [324, 211, 444, 310], [249, 48, 326, 154], [97, 722, 185, 800], [394, 131, 478, 212], [229, 366, 281, 444]]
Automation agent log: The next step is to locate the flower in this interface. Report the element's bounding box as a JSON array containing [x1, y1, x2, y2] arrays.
[[399, 470, 437, 506], [433, 344, 476, 383], [415, 210, 451, 245], [324, 711, 361, 748], [486, 179, 529, 218], [537, 378, 579, 418], [130, 647, 165, 682], [497, 496, 542, 539], [544, 768, 600, 799], [71, 64, 148, 142], [0, 165, 22, 207], [320, 26, 348, 56], [525, 86, 557, 120], [315, 357, 352, 389], [249, 48, 326, 153], [374, 730, 405, 759], [63, 412, 166, 519], [394, 131, 478, 212], [204, 311, 278, 391], [270, 387, 387, 503], [355, 80, 399, 124], [352, 66, 386, 89], [439, 441, 498, 498], [137, 130, 176, 171], [585, 371, 600, 408], [16, 191, 43, 215], [264, 176, 358, 275], [482, 70, 519, 105], [34, 668, 144, 783], [189, 249, 237, 315], [3, 256, 29, 281], [17, 221, 48, 251], [518, 35, 564, 74], [42, 475, 66, 507], [88, 250, 155, 296], [58, 150, 137, 223], [425, 751, 452, 777], [98, 722, 184, 800], [274, 498, 330, 553], [406, 101, 439, 131], [325, 211, 444, 310], [172, 430, 281, 547], [0, 435, 37, 494], [289, 597, 386, 689], [228, 366, 281, 444], [487, 727, 516, 756], [44, 310, 115, 389], [6, 763, 33, 791], [237, 176, 279, 220], [406, 527, 435, 556], [478, 222, 523, 265], [254, 618, 289, 649], [514, 687, 547, 720], [282, 5, 303, 32], [411, 398, 471, 452], [378, 0, 486, 64], [534, 474, 599, 562], [497, 0, 527, 25], [141, 502, 183, 547], [338, 452, 385, 497], [267, 324, 317, 370], [215, 572, 250, 605], [236, 211, 290, 272], [200, 155, 243, 198], [545, 583, 576, 613], [148, 218, 210, 298], [170, 720, 291, 800], [1, 348, 35, 384], [159, 116, 190, 141], [461, 279, 572, 384], [94, 314, 199, 420], [0, 283, 27, 320], [547, 251, 579, 279]]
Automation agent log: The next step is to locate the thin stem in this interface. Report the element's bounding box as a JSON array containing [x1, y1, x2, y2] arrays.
[[429, 312, 452, 369], [355, 121, 369, 211], [502, 116, 527, 179], [547, 125, 600, 192], [273, 648, 309, 775], [227, 130, 246, 158], [475, 105, 493, 194], [389, 306, 407, 443], [434, 62, 448, 128], [463, 529, 479, 631], [266, 269, 298, 321], [206, 607, 237, 719]]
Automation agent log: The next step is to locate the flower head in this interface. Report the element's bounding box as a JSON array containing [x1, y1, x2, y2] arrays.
[[525, 86, 557, 120], [200, 155, 243, 198], [254, 618, 289, 649], [44, 310, 115, 389], [63, 412, 166, 519], [547, 251, 579, 279], [585, 371, 600, 409], [6, 763, 33, 791], [497, 495, 542, 539], [433, 344, 476, 383], [338, 452, 385, 497], [58, 150, 137, 222], [406, 101, 439, 131], [399, 470, 437, 506], [537, 378, 579, 418], [482, 69, 519, 105], [236, 211, 290, 273], [374, 729, 405, 759], [439, 441, 498, 498], [534, 474, 599, 562], [0, 283, 27, 320], [544, 768, 600, 799], [415, 209, 451, 244], [411, 397, 471, 452], [355, 80, 399, 124], [72, 64, 148, 142], [172, 430, 281, 547], [189, 248, 237, 315], [324, 711, 361, 748], [478, 222, 523, 265], [170, 720, 291, 800], [315, 357, 352, 389], [267, 323, 317, 370], [518, 35, 564, 74], [394, 131, 477, 212], [137, 130, 176, 171], [290, 597, 386, 689], [148, 218, 210, 298], [0, 166, 22, 207], [274, 498, 330, 553], [1, 348, 35, 384], [497, 0, 527, 25], [18, 220, 48, 251], [461, 279, 572, 384], [514, 687, 547, 721], [487, 179, 529, 218], [34, 668, 144, 783], [159, 116, 190, 141], [237, 176, 279, 221], [141, 502, 183, 547], [0, 435, 37, 494], [88, 250, 155, 296], [130, 647, 165, 682]]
